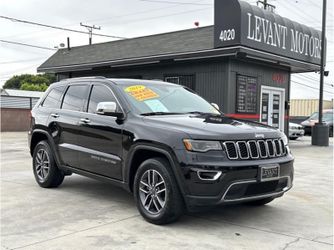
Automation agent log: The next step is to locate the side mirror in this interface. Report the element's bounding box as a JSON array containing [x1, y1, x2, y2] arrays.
[[96, 102, 123, 119], [211, 103, 220, 110]]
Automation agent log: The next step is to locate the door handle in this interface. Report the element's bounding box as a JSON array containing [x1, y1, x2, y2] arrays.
[[80, 118, 91, 124], [51, 113, 59, 118]]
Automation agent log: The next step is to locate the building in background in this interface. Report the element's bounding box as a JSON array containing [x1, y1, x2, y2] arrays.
[[290, 99, 334, 124], [0, 89, 43, 131], [37, 0, 324, 135]]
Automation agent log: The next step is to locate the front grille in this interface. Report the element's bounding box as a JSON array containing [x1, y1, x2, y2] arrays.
[[223, 139, 287, 160], [224, 141, 238, 159], [274, 139, 282, 156], [257, 140, 267, 158], [237, 141, 249, 159], [248, 141, 259, 159], [267, 140, 275, 157]]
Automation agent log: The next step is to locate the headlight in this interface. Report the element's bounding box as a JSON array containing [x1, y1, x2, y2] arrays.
[[281, 133, 288, 145], [183, 139, 222, 152]]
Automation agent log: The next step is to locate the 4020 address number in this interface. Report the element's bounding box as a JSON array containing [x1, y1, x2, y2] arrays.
[[219, 29, 235, 41]]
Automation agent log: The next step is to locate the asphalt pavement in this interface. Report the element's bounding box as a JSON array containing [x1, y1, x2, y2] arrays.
[[1, 132, 333, 250]]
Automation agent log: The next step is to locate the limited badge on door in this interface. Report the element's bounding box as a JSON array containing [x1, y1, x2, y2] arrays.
[[260, 165, 280, 182]]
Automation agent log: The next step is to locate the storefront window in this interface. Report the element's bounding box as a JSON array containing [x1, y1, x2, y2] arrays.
[[164, 75, 195, 91], [236, 75, 258, 113]]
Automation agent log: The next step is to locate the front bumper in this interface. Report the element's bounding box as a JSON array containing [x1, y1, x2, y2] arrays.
[[289, 128, 305, 138], [177, 155, 294, 208]]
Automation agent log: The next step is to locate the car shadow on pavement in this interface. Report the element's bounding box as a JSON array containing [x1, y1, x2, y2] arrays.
[[58, 174, 284, 226], [58, 175, 135, 206], [189, 203, 280, 223]]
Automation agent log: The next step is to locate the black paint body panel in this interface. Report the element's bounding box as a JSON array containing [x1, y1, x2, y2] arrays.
[[29, 77, 294, 209]]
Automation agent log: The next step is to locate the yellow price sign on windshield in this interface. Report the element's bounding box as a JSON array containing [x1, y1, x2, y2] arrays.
[[124, 85, 146, 92], [124, 85, 159, 101]]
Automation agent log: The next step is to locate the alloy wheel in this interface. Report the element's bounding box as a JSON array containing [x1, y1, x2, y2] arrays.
[[139, 169, 166, 214], [35, 149, 50, 182]]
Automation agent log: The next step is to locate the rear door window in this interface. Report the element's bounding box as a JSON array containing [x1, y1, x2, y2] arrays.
[[42, 86, 65, 108], [61, 85, 89, 112]]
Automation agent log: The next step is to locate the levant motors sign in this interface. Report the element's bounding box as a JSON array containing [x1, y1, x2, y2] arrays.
[[214, 0, 324, 65]]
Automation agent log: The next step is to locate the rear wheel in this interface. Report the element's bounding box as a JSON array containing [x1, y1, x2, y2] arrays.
[[246, 197, 275, 206], [32, 141, 64, 188], [134, 157, 184, 225]]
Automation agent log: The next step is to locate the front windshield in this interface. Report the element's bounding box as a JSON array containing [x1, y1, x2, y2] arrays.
[[120, 83, 220, 115], [309, 111, 333, 121]]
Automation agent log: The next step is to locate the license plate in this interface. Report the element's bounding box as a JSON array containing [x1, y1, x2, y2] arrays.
[[260, 165, 280, 181]]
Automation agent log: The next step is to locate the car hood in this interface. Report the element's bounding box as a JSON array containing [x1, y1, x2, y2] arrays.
[[289, 122, 302, 127], [142, 114, 282, 140], [301, 119, 317, 126]]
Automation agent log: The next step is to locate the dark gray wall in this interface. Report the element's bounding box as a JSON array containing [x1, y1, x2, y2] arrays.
[[228, 58, 290, 133], [60, 59, 230, 112]]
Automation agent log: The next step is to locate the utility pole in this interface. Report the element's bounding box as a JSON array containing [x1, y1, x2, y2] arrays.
[[257, 0, 275, 12], [312, 0, 329, 146], [80, 22, 101, 45]]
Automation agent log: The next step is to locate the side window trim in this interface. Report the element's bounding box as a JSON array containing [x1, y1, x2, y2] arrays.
[[60, 85, 70, 109], [85, 84, 94, 113]]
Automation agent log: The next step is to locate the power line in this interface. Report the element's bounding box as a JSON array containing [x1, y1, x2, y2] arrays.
[[0, 64, 41, 78], [138, 0, 212, 5], [293, 74, 333, 88], [0, 39, 56, 51], [98, 7, 211, 26], [0, 15, 126, 39], [291, 80, 333, 95], [0, 0, 206, 40], [0, 57, 45, 64]]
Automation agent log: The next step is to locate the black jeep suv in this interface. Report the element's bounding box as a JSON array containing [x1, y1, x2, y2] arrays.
[[28, 77, 294, 224]]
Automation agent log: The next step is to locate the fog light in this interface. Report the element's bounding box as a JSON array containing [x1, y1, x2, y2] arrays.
[[197, 170, 222, 181]]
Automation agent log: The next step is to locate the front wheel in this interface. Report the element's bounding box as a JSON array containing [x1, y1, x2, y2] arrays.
[[134, 157, 184, 225], [32, 140, 64, 188]]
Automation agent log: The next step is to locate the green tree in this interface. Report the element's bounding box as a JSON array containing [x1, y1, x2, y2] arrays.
[[3, 73, 56, 90], [20, 82, 48, 91]]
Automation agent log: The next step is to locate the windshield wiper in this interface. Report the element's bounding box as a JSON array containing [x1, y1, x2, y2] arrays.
[[186, 111, 224, 116], [140, 112, 182, 116]]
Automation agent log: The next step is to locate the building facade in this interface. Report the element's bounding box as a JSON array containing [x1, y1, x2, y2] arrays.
[[38, 0, 323, 135]]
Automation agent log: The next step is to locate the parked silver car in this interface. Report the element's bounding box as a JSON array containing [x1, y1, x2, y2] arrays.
[[289, 122, 304, 140], [301, 110, 333, 137]]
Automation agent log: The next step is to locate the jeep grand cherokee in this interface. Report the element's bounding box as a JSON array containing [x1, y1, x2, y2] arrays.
[[28, 77, 294, 224]]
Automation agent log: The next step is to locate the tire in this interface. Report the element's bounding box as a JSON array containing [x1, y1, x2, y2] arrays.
[[289, 137, 298, 140], [32, 140, 64, 188], [246, 197, 275, 206], [329, 127, 333, 137], [134, 157, 184, 225]]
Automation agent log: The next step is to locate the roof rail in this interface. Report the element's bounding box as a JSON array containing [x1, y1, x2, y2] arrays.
[[59, 76, 107, 81]]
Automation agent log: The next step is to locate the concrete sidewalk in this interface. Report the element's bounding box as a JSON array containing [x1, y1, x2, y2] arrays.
[[1, 132, 333, 250]]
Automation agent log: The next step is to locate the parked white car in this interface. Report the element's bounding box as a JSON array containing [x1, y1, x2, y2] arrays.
[[289, 122, 305, 140]]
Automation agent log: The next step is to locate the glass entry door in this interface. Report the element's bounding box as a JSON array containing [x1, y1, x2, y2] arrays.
[[260, 87, 285, 131]]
